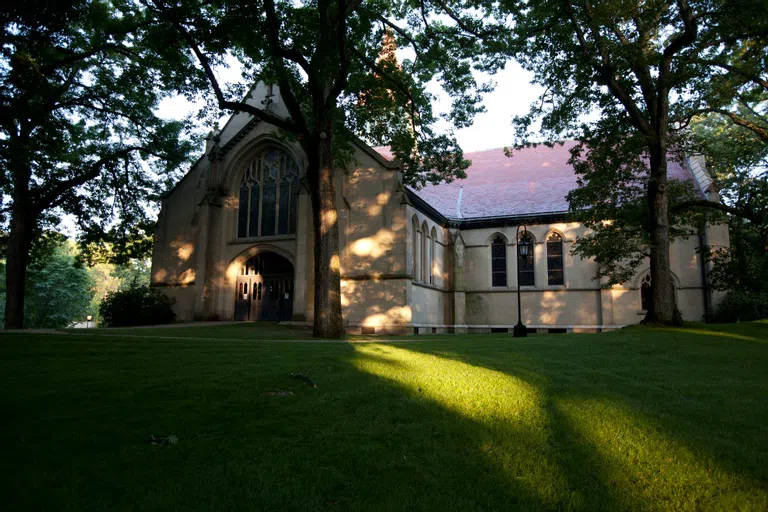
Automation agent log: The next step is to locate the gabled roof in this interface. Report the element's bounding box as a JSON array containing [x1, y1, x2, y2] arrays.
[[375, 141, 695, 221]]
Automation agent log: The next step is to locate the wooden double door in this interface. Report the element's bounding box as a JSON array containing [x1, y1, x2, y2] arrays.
[[234, 253, 294, 322]]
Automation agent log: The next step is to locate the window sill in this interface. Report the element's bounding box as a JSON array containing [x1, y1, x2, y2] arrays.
[[230, 234, 297, 244]]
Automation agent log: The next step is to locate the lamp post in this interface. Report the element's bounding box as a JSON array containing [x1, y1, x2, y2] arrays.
[[514, 225, 529, 338], [86, 315, 93, 329]]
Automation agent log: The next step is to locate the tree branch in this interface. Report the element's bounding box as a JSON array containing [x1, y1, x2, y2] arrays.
[[263, 0, 311, 136], [562, 0, 652, 136], [431, 0, 501, 38], [148, 0, 300, 135], [672, 198, 763, 223], [658, 0, 698, 127], [328, 0, 349, 102], [32, 146, 149, 215], [349, 44, 421, 137]]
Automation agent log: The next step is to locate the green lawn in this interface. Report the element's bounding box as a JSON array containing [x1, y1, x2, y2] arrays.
[[1, 322, 767, 511]]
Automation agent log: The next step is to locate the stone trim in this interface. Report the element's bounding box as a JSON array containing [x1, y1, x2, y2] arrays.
[[151, 281, 196, 288]]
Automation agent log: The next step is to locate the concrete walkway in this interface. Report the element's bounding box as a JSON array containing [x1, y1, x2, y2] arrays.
[[0, 326, 427, 343]]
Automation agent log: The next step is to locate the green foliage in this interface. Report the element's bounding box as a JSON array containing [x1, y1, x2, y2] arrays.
[[692, 113, 768, 230], [0, 238, 93, 328], [486, 0, 768, 290], [98, 284, 175, 327], [0, 0, 197, 232], [0, 0, 197, 327], [86, 258, 151, 322], [714, 290, 768, 323], [690, 113, 768, 295], [565, 131, 706, 286], [145, 0, 509, 186]]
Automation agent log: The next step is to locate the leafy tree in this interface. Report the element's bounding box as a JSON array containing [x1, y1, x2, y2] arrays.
[[142, 0, 508, 337], [0, 1, 195, 328], [691, 112, 768, 294], [86, 258, 151, 322], [0, 237, 92, 328], [487, 0, 768, 324]]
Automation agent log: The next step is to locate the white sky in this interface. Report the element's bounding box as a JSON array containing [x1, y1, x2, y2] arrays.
[[156, 58, 543, 153]]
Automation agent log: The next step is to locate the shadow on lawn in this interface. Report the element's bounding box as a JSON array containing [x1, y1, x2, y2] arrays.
[[347, 345, 626, 510], [2, 327, 766, 511], [365, 325, 768, 509]]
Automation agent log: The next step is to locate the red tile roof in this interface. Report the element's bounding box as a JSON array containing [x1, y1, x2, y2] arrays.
[[374, 142, 694, 220]]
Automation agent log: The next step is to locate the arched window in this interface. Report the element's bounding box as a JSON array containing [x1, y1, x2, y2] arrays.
[[412, 216, 419, 280], [430, 227, 437, 284], [491, 235, 507, 287], [546, 233, 564, 285], [518, 232, 535, 286], [641, 274, 652, 311], [237, 147, 300, 238], [421, 221, 429, 283]]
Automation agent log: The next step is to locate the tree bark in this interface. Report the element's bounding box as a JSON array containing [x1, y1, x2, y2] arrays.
[[305, 126, 345, 339], [643, 143, 683, 326], [4, 205, 34, 329]]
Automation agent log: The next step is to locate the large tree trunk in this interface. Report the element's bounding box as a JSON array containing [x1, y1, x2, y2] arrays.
[[4, 206, 34, 329], [643, 144, 683, 326], [305, 128, 345, 339]]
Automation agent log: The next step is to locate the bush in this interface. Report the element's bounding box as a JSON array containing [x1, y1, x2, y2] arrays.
[[99, 285, 176, 327], [714, 290, 768, 323]]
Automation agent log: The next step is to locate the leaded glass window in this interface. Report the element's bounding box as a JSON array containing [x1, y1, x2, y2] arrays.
[[547, 233, 564, 285], [491, 236, 507, 287], [518, 233, 535, 286], [237, 148, 300, 237]]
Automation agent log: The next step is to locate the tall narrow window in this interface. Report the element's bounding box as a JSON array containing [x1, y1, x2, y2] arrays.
[[641, 274, 652, 311], [518, 233, 535, 286], [237, 148, 300, 238], [491, 236, 507, 287], [547, 233, 564, 285], [430, 227, 437, 285], [421, 221, 429, 283], [412, 217, 419, 280]]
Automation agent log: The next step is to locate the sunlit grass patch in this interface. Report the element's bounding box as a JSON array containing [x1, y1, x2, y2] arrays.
[[1, 321, 767, 510]]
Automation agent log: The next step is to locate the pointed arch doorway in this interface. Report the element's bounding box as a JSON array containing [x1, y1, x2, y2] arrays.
[[234, 251, 294, 321]]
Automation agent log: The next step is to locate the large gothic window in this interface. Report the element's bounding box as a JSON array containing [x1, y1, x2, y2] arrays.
[[237, 148, 300, 238]]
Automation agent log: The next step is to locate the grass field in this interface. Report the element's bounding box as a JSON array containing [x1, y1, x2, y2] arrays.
[[1, 322, 767, 511]]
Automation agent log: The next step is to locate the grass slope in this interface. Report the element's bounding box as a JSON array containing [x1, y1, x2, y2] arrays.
[[1, 322, 767, 511]]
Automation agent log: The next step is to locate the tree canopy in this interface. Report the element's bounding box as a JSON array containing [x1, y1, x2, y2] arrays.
[[143, 0, 509, 336], [477, 0, 768, 324], [0, 0, 196, 327]]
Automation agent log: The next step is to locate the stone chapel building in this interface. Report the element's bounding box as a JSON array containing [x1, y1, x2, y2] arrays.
[[151, 83, 729, 334]]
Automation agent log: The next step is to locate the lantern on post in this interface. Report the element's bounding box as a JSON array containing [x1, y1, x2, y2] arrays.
[[514, 225, 529, 338]]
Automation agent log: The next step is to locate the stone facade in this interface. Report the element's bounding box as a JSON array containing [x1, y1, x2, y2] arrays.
[[151, 83, 729, 333]]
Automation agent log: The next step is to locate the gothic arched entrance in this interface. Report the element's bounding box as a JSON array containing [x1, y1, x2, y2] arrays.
[[234, 251, 294, 321]]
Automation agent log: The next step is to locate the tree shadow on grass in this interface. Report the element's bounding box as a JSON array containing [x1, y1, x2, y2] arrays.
[[1, 335, 613, 511], [385, 326, 768, 509], [2, 330, 766, 511]]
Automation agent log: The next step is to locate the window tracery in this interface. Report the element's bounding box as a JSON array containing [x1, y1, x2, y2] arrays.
[[237, 148, 300, 238]]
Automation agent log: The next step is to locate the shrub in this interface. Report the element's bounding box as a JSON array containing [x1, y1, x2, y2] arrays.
[[714, 290, 768, 323], [99, 285, 176, 327]]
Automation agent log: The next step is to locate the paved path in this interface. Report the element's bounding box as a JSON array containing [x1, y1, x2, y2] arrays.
[[0, 329, 428, 344]]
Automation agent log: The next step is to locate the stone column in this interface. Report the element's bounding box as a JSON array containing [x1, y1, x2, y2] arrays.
[[293, 188, 311, 322]]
